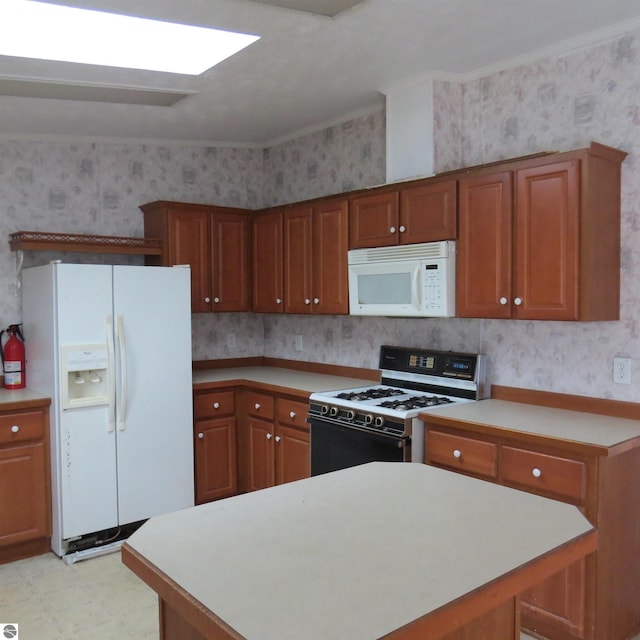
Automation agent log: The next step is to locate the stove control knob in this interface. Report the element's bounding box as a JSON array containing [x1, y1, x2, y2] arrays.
[[329, 406, 339, 417], [373, 416, 385, 428], [319, 405, 329, 416], [363, 414, 373, 425], [345, 410, 355, 421]]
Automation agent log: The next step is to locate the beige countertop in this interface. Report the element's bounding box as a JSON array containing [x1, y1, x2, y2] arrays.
[[192, 365, 375, 395], [0, 387, 51, 409], [423, 399, 640, 451], [125, 462, 594, 640]]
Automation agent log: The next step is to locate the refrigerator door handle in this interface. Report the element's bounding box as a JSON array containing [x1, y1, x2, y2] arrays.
[[106, 315, 116, 433], [116, 314, 128, 432]]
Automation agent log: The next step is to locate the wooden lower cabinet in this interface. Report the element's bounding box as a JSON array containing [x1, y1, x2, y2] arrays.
[[423, 419, 640, 640], [0, 403, 51, 564], [193, 388, 237, 504], [241, 390, 309, 492]]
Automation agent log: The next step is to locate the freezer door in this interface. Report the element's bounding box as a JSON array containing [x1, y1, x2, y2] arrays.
[[112, 266, 194, 524], [54, 264, 119, 544]]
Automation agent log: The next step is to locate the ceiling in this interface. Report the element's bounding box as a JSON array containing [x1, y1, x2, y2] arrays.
[[1, 0, 640, 147]]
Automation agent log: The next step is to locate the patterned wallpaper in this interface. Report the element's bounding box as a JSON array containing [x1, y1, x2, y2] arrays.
[[262, 28, 640, 401], [1, 26, 639, 401]]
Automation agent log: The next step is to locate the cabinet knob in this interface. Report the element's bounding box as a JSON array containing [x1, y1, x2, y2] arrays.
[[399, 225, 406, 233], [289, 411, 296, 419], [275, 435, 281, 443], [204, 297, 211, 303], [255, 403, 261, 410], [453, 449, 462, 459], [532, 467, 542, 478], [198, 432, 204, 439], [514, 297, 523, 306], [313, 298, 320, 305], [214, 297, 220, 303], [213, 402, 220, 409], [276, 298, 282, 304], [389, 226, 396, 233], [11, 425, 19, 433], [305, 298, 311, 305], [499, 297, 508, 305], [266, 432, 273, 440]]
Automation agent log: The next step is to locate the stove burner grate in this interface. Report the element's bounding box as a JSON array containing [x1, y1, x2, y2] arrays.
[[334, 388, 405, 402], [378, 395, 454, 411]]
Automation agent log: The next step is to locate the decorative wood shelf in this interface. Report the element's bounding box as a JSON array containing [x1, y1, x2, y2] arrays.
[[9, 231, 163, 256]]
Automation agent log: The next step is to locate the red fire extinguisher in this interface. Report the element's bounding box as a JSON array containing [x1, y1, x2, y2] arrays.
[[0, 324, 26, 390]]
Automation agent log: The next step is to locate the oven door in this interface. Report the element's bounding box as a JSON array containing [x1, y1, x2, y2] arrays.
[[309, 418, 410, 476]]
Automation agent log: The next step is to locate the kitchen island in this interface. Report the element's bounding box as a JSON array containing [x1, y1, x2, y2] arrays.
[[122, 462, 595, 640]]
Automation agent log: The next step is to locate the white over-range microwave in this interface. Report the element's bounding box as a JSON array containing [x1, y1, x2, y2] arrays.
[[348, 241, 455, 317]]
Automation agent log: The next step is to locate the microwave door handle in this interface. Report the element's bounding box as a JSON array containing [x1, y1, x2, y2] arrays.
[[413, 266, 421, 305]]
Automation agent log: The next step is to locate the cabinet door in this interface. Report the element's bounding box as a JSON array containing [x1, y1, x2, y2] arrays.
[[284, 205, 313, 314], [313, 199, 349, 314], [194, 417, 237, 504], [247, 418, 275, 491], [252, 212, 284, 313], [349, 191, 399, 249], [166, 210, 212, 313], [210, 213, 251, 312], [400, 180, 457, 244], [275, 424, 310, 485], [0, 443, 49, 547], [520, 560, 586, 640], [515, 160, 580, 320], [456, 172, 513, 318]]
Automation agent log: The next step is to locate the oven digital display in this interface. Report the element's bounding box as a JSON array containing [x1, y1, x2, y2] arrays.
[[443, 357, 474, 378]]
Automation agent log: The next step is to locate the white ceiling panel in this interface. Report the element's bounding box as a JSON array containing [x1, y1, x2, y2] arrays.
[[1, 0, 640, 145]]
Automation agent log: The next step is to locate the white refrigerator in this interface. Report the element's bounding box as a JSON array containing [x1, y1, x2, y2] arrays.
[[22, 263, 194, 559]]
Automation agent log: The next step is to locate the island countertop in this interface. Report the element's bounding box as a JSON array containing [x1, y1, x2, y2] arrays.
[[123, 462, 595, 640]]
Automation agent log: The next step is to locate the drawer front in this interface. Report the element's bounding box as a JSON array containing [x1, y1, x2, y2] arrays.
[[247, 391, 274, 420], [426, 429, 497, 479], [277, 398, 309, 430], [0, 411, 45, 446], [194, 391, 235, 419], [500, 446, 586, 503]]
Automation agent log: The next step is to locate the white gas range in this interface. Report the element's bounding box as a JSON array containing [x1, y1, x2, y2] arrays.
[[307, 346, 487, 474]]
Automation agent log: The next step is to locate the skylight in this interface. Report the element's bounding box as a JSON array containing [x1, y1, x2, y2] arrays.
[[0, 1, 261, 75]]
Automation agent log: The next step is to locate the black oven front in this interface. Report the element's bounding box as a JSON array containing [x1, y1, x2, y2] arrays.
[[309, 418, 410, 476]]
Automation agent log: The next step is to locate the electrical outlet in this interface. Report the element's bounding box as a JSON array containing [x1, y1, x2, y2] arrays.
[[613, 357, 631, 384], [294, 335, 303, 352]]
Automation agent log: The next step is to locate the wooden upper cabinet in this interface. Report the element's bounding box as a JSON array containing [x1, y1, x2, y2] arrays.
[[349, 191, 399, 248], [210, 213, 250, 312], [313, 198, 349, 314], [456, 143, 626, 321], [349, 179, 457, 249], [141, 201, 251, 313], [457, 171, 513, 319], [283, 198, 349, 315], [252, 211, 284, 313]]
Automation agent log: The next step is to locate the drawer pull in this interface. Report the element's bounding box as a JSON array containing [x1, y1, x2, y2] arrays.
[[11, 425, 19, 433], [198, 432, 204, 439], [213, 402, 220, 409], [453, 449, 462, 459], [275, 436, 281, 443], [266, 432, 272, 440], [532, 467, 542, 478], [255, 403, 261, 410], [289, 411, 296, 419]]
